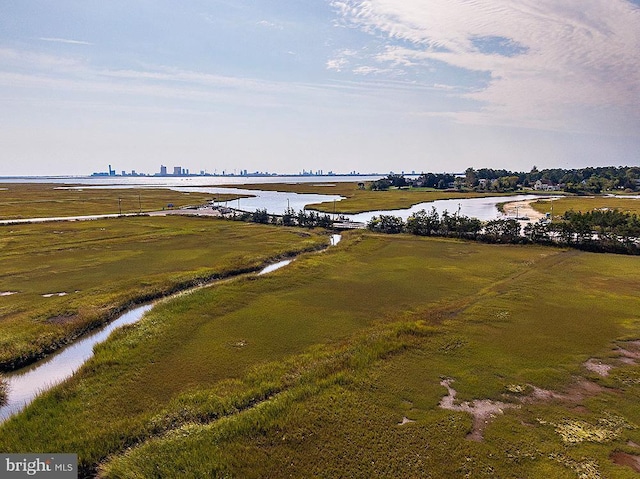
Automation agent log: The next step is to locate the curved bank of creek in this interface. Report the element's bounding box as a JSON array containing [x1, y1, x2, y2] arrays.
[[0, 234, 342, 423]]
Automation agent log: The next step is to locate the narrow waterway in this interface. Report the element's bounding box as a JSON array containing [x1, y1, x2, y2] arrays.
[[0, 304, 154, 421], [343, 194, 546, 223], [0, 234, 341, 423]]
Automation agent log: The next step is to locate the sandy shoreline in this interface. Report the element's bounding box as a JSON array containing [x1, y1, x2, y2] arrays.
[[501, 198, 549, 221]]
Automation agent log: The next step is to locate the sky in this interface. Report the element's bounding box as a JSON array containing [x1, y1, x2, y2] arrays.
[[0, 0, 639, 176]]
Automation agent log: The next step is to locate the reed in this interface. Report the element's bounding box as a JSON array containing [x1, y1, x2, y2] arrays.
[[0, 216, 329, 370], [2, 232, 640, 478], [0, 182, 245, 219]]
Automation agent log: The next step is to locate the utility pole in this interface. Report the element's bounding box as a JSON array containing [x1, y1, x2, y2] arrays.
[[118, 197, 122, 215]]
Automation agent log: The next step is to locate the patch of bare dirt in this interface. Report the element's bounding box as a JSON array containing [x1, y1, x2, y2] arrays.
[[581, 341, 640, 377], [616, 344, 640, 362], [611, 451, 640, 473], [438, 340, 639, 443], [523, 378, 610, 405], [46, 314, 79, 325], [439, 379, 518, 441], [584, 358, 613, 377], [438, 377, 613, 442], [398, 417, 416, 426]]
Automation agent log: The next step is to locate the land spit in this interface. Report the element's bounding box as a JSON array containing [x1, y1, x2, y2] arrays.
[[501, 198, 548, 221]]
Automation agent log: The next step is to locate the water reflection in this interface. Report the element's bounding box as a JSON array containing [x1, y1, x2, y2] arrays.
[[257, 259, 293, 275], [0, 304, 154, 422], [343, 195, 544, 223], [0, 234, 343, 423]]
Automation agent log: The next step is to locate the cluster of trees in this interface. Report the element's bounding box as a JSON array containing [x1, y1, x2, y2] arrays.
[[370, 174, 410, 190], [367, 207, 640, 255], [231, 208, 333, 228], [373, 166, 640, 193], [466, 166, 640, 192]]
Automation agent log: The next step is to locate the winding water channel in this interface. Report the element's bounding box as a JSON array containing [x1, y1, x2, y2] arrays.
[[0, 235, 341, 423]]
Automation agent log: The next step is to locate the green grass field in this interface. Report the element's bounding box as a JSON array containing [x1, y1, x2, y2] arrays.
[[0, 216, 329, 369], [531, 196, 640, 217], [0, 183, 244, 219], [2, 231, 639, 478]]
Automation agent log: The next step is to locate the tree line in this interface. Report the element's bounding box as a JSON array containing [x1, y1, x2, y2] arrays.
[[371, 166, 640, 193], [228, 207, 334, 229], [367, 207, 640, 255]]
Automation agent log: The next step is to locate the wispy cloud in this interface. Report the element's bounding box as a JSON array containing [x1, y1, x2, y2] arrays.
[[331, 0, 640, 132], [256, 20, 284, 30], [38, 37, 93, 46], [0, 47, 426, 118]]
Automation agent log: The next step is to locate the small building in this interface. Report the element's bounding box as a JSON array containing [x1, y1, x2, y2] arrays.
[[534, 180, 560, 191]]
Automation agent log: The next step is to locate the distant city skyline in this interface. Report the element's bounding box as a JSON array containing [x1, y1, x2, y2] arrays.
[[90, 163, 388, 178], [1, 1, 639, 176]]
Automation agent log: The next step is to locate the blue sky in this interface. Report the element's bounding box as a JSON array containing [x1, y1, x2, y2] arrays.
[[1, 0, 639, 176]]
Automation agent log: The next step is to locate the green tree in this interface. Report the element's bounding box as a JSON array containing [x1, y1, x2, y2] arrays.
[[252, 209, 270, 224], [367, 215, 405, 234], [406, 208, 440, 236]]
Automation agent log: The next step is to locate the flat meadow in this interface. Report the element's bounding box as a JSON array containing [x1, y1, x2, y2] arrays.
[[0, 216, 329, 369], [531, 195, 640, 217], [0, 183, 246, 219], [1, 230, 639, 478]]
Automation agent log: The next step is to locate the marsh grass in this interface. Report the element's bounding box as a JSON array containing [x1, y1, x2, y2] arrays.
[[0, 183, 245, 219], [0, 375, 6, 406], [0, 216, 328, 369], [2, 232, 640, 478], [531, 196, 640, 217]]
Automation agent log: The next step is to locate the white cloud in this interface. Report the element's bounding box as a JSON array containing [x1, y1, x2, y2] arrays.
[[0, 47, 84, 69], [331, 0, 640, 132], [256, 20, 284, 30], [38, 37, 92, 46], [326, 57, 348, 71]]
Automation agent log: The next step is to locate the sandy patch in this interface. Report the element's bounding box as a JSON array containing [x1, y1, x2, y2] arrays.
[[397, 417, 416, 426], [42, 292, 68, 298], [439, 377, 610, 442], [584, 358, 613, 377], [501, 199, 546, 221], [523, 378, 607, 404], [439, 379, 518, 441], [616, 342, 640, 362]]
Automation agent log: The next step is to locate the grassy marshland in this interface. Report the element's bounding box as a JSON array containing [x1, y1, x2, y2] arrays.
[[238, 182, 516, 214], [0, 183, 244, 219], [531, 196, 640, 217], [0, 216, 329, 369], [0, 375, 6, 406], [1, 231, 639, 478]]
